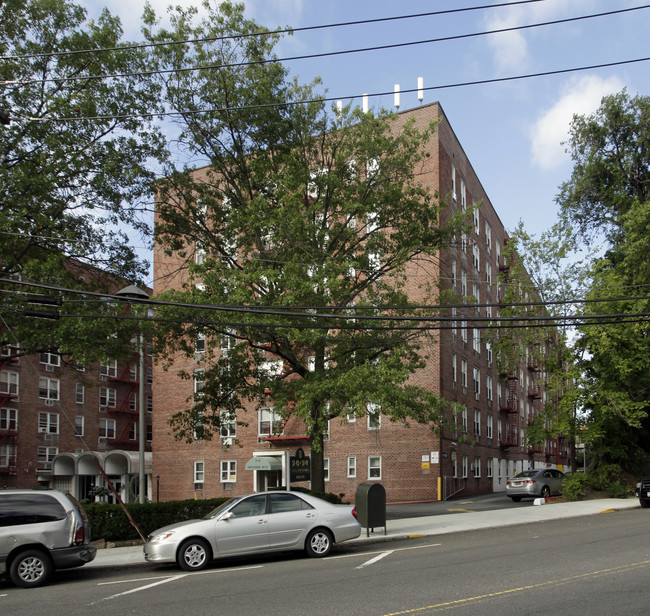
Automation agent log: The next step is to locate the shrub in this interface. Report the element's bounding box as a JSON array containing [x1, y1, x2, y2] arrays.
[[561, 472, 589, 501]]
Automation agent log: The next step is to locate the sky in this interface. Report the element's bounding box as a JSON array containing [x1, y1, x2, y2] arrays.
[[82, 0, 649, 280]]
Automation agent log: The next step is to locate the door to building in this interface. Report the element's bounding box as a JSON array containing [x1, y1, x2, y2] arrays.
[[245, 454, 284, 492], [255, 469, 282, 492]]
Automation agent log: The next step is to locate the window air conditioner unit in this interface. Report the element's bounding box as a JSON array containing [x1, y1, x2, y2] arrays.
[[46, 364, 54, 372], [98, 437, 107, 446], [221, 437, 232, 446], [44, 399, 54, 406], [475, 392, 480, 401], [99, 406, 107, 413]]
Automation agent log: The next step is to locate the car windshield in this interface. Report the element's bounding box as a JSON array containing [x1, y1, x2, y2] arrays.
[[203, 498, 237, 519]]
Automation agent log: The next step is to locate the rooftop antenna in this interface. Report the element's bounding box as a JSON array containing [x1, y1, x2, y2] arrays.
[[418, 77, 424, 104], [394, 84, 400, 110], [362, 94, 369, 113]]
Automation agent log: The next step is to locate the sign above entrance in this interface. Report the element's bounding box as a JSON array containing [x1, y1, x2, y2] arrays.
[[245, 456, 283, 471], [290, 448, 311, 482]]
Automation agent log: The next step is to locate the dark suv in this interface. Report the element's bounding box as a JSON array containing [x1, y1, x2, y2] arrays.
[[0, 489, 96, 587], [635, 479, 650, 508]]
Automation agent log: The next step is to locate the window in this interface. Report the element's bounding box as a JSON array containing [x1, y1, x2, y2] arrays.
[[451, 452, 458, 478], [147, 366, 153, 385], [473, 456, 481, 478], [367, 402, 381, 430], [461, 269, 467, 296], [194, 460, 205, 484], [451, 163, 457, 200], [0, 442, 16, 467], [347, 456, 357, 478], [461, 320, 468, 343], [37, 446, 58, 462], [258, 406, 280, 437], [75, 416, 84, 437], [99, 387, 116, 409], [485, 222, 492, 253], [487, 375, 493, 402], [100, 360, 118, 379], [195, 330, 206, 353], [147, 424, 152, 442], [460, 178, 466, 210], [461, 407, 468, 433], [220, 410, 236, 442], [0, 370, 18, 396], [129, 423, 137, 440], [474, 409, 481, 435], [473, 283, 480, 306], [473, 206, 480, 235], [486, 342, 493, 366], [0, 407, 17, 431], [129, 393, 137, 412], [39, 377, 59, 401], [461, 359, 468, 391], [452, 353, 457, 388], [472, 328, 481, 354], [324, 457, 330, 482], [473, 367, 480, 398], [194, 370, 205, 397], [368, 455, 382, 479], [451, 257, 457, 290], [486, 262, 492, 285], [38, 412, 59, 434], [76, 383, 85, 404], [487, 457, 494, 478], [487, 414, 493, 439], [40, 351, 60, 368], [462, 455, 468, 478], [472, 242, 480, 272], [99, 418, 116, 439], [147, 395, 153, 413], [221, 460, 236, 482]]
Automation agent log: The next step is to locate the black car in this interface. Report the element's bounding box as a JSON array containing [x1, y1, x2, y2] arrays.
[[635, 479, 650, 508]]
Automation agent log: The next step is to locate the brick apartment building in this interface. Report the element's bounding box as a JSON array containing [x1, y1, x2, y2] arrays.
[[0, 293, 154, 502], [152, 102, 571, 504]]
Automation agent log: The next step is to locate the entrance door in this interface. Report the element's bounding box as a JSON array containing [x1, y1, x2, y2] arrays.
[[255, 469, 282, 492]]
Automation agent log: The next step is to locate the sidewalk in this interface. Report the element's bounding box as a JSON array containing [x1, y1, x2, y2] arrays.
[[86, 497, 640, 568]]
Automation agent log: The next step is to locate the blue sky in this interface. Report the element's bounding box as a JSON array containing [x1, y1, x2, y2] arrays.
[[85, 0, 649, 276]]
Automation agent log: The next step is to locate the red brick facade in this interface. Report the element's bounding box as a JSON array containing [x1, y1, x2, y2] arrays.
[[152, 103, 571, 504]]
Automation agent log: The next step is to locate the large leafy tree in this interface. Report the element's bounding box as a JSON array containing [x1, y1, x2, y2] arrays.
[[147, 1, 465, 492], [547, 90, 650, 473], [0, 0, 166, 362]]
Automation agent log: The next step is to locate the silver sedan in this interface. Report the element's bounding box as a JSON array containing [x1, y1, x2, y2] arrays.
[[144, 491, 361, 571], [506, 468, 565, 502]]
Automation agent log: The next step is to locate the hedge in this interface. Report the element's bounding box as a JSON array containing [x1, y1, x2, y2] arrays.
[[85, 498, 229, 542]]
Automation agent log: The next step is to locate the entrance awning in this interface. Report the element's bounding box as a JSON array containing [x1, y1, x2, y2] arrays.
[[245, 456, 282, 471]]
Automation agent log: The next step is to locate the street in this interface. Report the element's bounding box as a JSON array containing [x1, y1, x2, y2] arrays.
[[2, 506, 649, 615]]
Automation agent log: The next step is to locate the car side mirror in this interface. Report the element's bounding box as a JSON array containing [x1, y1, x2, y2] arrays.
[[219, 511, 235, 521]]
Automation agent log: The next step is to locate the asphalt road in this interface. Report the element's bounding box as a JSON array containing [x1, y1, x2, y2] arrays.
[[3, 504, 648, 616]]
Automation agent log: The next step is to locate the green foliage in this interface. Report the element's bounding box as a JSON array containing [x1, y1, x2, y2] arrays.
[[85, 498, 228, 542], [146, 2, 464, 492], [561, 473, 589, 501], [0, 0, 166, 361]]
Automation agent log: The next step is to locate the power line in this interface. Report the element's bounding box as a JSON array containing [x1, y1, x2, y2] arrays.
[[0, 0, 546, 62], [18, 56, 650, 123], [5, 6, 647, 88]]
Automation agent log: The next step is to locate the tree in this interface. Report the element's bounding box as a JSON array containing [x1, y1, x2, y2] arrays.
[[556, 90, 650, 473], [0, 0, 166, 362], [147, 2, 465, 492]]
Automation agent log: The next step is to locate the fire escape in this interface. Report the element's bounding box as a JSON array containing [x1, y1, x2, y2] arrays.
[[499, 373, 519, 448], [0, 350, 19, 475], [527, 353, 544, 454], [108, 364, 139, 446]]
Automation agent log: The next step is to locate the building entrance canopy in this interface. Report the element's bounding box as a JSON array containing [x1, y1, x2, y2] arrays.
[[245, 456, 282, 471]]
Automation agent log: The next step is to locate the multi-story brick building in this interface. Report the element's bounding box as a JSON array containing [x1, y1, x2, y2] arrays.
[[152, 102, 571, 503], [0, 295, 154, 502]]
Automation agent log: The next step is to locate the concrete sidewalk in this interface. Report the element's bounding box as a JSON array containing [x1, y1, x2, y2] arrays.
[[86, 497, 640, 568]]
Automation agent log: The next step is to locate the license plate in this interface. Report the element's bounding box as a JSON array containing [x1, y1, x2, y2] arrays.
[[513, 481, 522, 486]]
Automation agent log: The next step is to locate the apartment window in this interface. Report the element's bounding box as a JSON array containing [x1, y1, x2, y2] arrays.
[[147, 424, 152, 442], [0, 407, 17, 431], [461, 407, 468, 433], [347, 456, 357, 478], [37, 446, 58, 462], [99, 418, 116, 439], [220, 410, 236, 442], [472, 328, 481, 354], [472, 242, 480, 272], [99, 387, 116, 409], [486, 262, 492, 285], [461, 269, 467, 296], [487, 375, 493, 402], [195, 330, 206, 353], [451, 257, 457, 290], [258, 406, 279, 437], [40, 351, 60, 368], [0, 442, 15, 467], [474, 409, 481, 435], [461, 321, 468, 343], [461, 455, 468, 478], [39, 377, 59, 402], [460, 178, 466, 210], [0, 370, 19, 395], [473, 367, 480, 398], [451, 452, 458, 478], [324, 457, 330, 482], [129, 423, 137, 440], [473, 456, 481, 478], [194, 460, 205, 485], [221, 460, 237, 482], [486, 342, 493, 366], [451, 163, 457, 200], [368, 455, 382, 479], [452, 353, 457, 388], [75, 416, 84, 437], [367, 402, 381, 430], [485, 222, 492, 253], [129, 393, 137, 412], [147, 367, 153, 385], [76, 383, 85, 404], [487, 414, 493, 439], [473, 283, 480, 305], [100, 360, 118, 379], [473, 207, 480, 235], [194, 370, 205, 397], [461, 359, 468, 391], [487, 457, 494, 478], [38, 412, 59, 434], [147, 395, 153, 413]]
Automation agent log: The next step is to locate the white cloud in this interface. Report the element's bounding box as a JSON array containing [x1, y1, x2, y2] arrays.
[[529, 74, 625, 170]]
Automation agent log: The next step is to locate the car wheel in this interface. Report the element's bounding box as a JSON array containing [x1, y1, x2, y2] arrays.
[[540, 486, 551, 498], [177, 538, 211, 571], [640, 499, 650, 508], [305, 528, 333, 558], [9, 549, 53, 588], [510, 496, 522, 502]]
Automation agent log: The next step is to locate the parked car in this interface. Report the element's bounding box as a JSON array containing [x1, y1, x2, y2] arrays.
[[635, 479, 650, 508], [0, 488, 97, 588], [144, 491, 361, 571], [506, 468, 566, 502]]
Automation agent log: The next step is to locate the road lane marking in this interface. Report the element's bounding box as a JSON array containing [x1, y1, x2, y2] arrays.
[[91, 574, 188, 604], [356, 550, 393, 569], [446, 508, 475, 513], [382, 559, 650, 615]]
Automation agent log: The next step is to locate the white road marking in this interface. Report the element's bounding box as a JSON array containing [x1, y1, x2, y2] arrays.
[[356, 550, 393, 569]]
